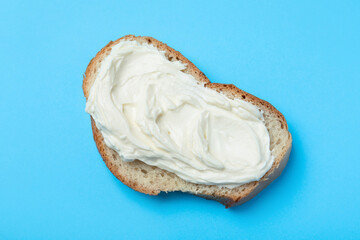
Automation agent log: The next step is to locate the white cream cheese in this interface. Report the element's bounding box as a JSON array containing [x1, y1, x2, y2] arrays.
[[85, 40, 273, 188]]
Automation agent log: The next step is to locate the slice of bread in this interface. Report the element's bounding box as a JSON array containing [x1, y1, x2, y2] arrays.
[[82, 35, 292, 208]]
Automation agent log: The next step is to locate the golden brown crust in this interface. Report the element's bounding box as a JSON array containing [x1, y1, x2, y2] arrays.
[[83, 35, 292, 207], [91, 118, 161, 195]]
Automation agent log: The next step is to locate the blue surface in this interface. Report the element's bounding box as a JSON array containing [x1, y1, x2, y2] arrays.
[[1, 0, 359, 239]]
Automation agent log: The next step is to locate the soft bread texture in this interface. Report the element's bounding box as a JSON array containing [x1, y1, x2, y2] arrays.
[[83, 35, 292, 208]]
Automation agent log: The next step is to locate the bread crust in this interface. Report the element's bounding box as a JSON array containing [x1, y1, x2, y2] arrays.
[[83, 35, 292, 208]]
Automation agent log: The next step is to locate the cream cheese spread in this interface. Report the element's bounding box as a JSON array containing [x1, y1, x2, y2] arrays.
[[85, 40, 273, 188]]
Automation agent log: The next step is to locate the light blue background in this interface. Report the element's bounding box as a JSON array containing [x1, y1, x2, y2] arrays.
[[1, 0, 359, 239]]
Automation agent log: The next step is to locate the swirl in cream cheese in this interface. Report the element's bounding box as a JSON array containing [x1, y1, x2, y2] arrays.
[[85, 40, 273, 188]]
